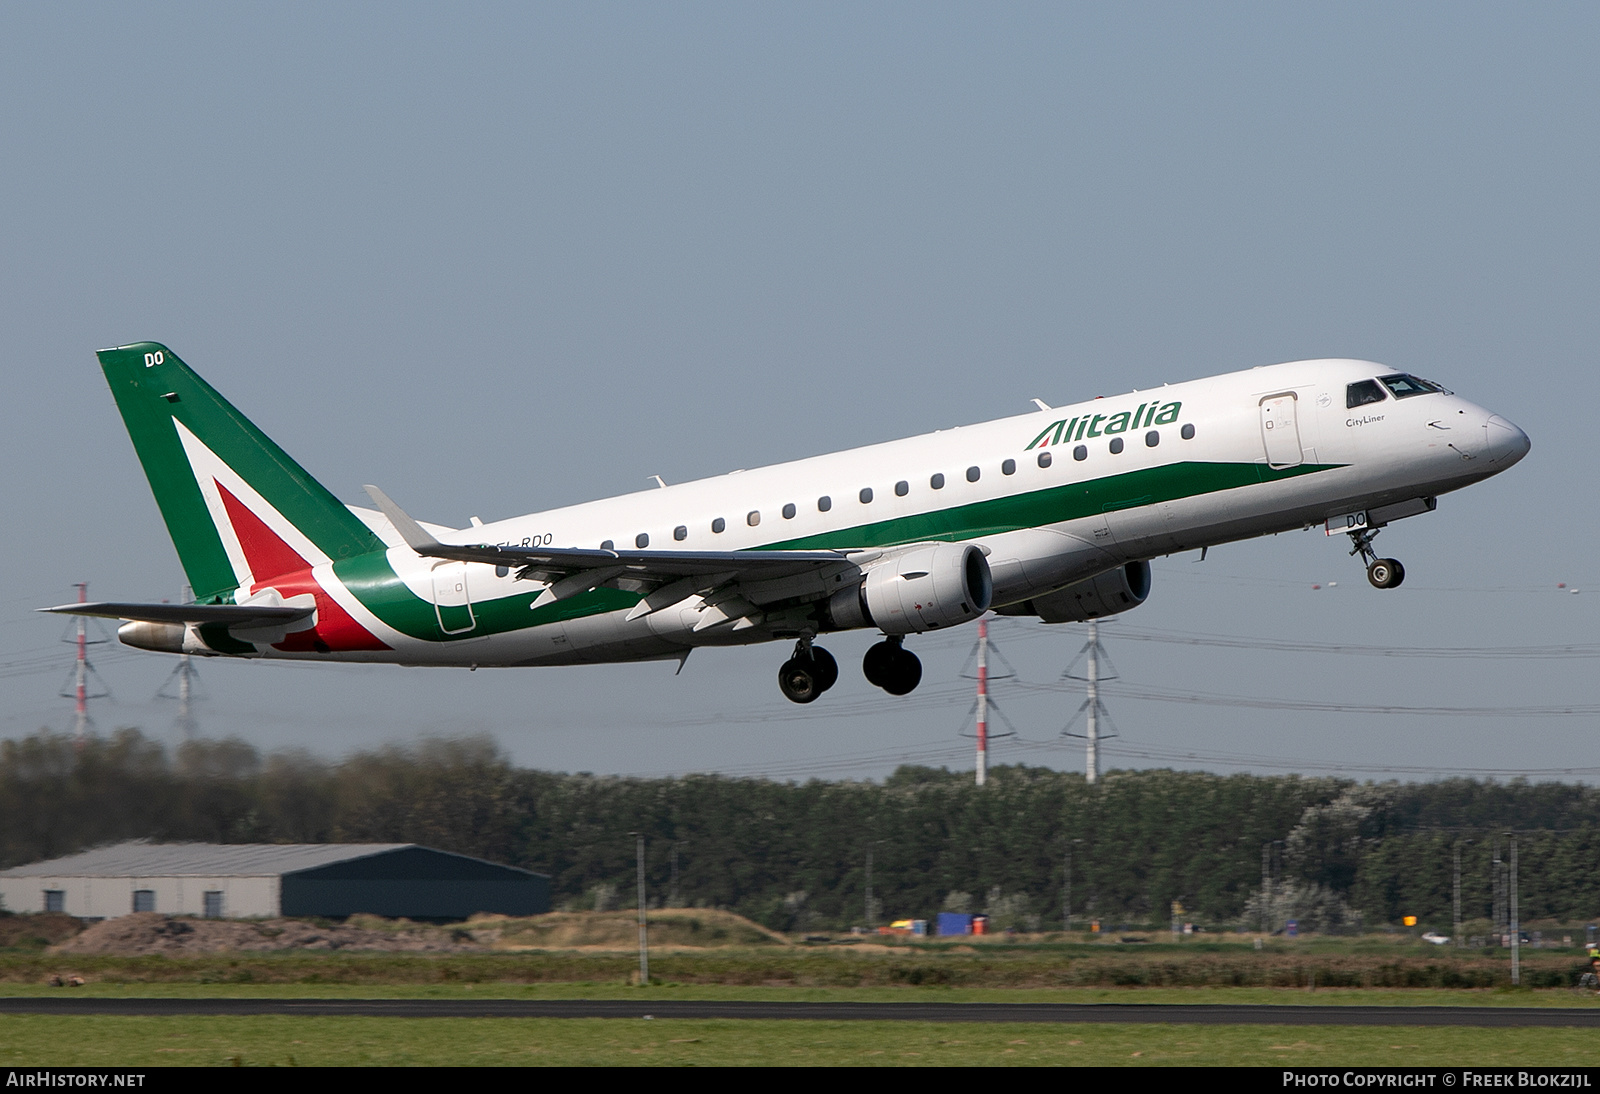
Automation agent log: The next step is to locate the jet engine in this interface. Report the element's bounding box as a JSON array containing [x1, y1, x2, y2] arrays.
[[994, 560, 1152, 623], [824, 543, 992, 634]]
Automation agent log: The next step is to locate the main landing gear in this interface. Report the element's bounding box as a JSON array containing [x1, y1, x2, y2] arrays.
[[777, 639, 839, 704], [775, 634, 924, 703], [1347, 527, 1406, 590], [862, 635, 923, 696]]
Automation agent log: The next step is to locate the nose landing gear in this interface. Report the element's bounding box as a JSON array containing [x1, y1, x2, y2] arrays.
[[777, 638, 839, 704], [1348, 528, 1406, 590], [862, 635, 923, 696]]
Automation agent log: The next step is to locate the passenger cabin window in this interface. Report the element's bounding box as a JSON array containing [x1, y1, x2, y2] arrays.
[[495, 565, 509, 577], [1145, 430, 1159, 447], [1181, 423, 1196, 440], [1109, 437, 1124, 454], [747, 510, 761, 527], [817, 496, 831, 512], [1073, 445, 1088, 461], [635, 533, 649, 548], [1037, 451, 1052, 468], [930, 473, 945, 489], [782, 503, 796, 519], [711, 518, 726, 533], [1346, 380, 1387, 409], [674, 525, 688, 541], [966, 466, 980, 482], [894, 480, 909, 497], [1380, 373, 1445, 399], [1001, 459, 1016, 475], [601, 539, 615, 551], [859, 487, 873, 504]]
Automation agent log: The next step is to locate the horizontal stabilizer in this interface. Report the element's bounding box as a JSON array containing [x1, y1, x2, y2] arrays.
[[38, 602, 313, 627]]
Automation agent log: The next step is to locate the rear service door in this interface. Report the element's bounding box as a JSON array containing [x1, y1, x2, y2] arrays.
[[1259, 393, 1304, 468], [431, 562, 477, 635]]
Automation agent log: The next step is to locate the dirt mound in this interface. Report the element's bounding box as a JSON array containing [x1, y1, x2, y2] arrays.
[[50, 913, 480, 956], [472, 908, 790, 951], [46, 908, 787, 956], [0, 914, 84, 949]]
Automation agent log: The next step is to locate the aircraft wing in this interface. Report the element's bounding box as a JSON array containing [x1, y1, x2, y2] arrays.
[[364, 485, 867, 618], [37, 602, 314, 626]]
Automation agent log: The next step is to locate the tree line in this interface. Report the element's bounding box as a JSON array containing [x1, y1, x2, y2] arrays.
[[2, 728, 1596, 931]]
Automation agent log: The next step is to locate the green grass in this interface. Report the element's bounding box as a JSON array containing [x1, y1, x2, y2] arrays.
[[3, 980, 1600, 1009], [2, 946, 1586, 991], [1, 1016, 1598, 1066]]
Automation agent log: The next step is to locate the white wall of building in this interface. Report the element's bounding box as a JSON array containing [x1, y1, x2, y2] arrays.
[[0, 874, 280, 919]]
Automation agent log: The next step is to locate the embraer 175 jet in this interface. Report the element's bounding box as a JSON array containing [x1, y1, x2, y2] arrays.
[[46, 343, 1529, 704]]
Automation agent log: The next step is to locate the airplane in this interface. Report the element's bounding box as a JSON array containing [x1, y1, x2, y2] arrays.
[[44, 343, 1529, 704]]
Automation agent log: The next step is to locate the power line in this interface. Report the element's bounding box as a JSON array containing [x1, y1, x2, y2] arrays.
[[1008, 678, 1599, 717], [1110, 626, 1600, 660]]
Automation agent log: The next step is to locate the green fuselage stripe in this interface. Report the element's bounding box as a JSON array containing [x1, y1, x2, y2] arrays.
[[342, 460, 1341, 644]]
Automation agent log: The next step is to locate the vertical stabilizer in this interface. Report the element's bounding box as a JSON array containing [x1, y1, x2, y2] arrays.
[[97, 343, 384, 600]]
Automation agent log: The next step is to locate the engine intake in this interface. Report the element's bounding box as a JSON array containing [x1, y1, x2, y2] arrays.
[[825, 543, 992, 634], [995, 560, 1151, 623]]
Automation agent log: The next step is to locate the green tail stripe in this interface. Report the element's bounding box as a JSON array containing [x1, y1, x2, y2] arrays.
[[98, 343, 385, 599]]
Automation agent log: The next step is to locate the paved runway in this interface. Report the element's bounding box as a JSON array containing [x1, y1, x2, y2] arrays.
[[4, 998, 1599, 1026]]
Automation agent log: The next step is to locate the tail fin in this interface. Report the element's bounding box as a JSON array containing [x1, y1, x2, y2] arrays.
[[98, 342, 385, 600]]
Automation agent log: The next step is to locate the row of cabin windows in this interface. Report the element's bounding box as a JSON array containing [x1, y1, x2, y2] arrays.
[[598, 425, 1197, 550]]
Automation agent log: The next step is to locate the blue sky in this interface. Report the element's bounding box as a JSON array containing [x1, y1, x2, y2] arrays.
[[2, 3, 1595, 780]]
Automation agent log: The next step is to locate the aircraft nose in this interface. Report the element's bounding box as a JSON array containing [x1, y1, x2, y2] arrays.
[[1484, 414, 1530, 467]]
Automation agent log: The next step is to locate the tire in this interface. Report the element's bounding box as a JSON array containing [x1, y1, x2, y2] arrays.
[[1367, 558, 1403, 589], [778, 658, 821, 704], [809, 646, 839, 693], [882, 650, 923, 696], [862, 641, 897, 688]]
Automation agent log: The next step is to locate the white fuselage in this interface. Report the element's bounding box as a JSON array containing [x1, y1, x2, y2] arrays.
[[301, 358, 1525, 667]]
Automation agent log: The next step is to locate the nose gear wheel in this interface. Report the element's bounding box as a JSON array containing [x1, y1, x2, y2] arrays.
[[1347, 527, 1406, 590]]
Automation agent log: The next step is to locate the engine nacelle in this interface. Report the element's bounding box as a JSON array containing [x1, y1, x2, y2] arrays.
[[825, 543, 992, 635], [995, 560, 1152, 623]]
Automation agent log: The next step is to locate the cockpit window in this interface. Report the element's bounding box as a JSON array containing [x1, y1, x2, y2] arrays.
[[1379, 373, 1445, 399], [1346, 380, 1387, 409]]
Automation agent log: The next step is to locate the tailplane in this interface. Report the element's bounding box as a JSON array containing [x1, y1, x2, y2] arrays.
[[98, 342, 384, 600]]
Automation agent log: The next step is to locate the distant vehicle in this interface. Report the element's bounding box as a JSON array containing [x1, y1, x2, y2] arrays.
[[1421, 931, 1450, 945], [47, 343, 1529, 703]]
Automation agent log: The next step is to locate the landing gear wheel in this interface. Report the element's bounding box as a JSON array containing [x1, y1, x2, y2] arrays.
[[809, 646, 839, 693], [1367, 557, 1405, 590], [862, 638, 900, 689], [863, 637, 922, 695], [778, 658, 822, 704], [882, 649, 923, 696]]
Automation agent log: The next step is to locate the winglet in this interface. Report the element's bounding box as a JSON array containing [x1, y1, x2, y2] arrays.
[[363, 485, 443, 553]]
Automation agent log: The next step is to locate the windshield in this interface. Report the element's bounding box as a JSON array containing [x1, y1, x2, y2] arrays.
[[1379, 373, 1447, 399], [1346, 380, 1387, 409]]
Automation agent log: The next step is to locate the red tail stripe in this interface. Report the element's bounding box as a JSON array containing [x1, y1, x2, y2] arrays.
[[215, 480, 310, 585]]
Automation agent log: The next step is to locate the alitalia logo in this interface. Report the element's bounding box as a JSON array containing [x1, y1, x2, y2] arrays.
[[1026, 400, 1184, 449]]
